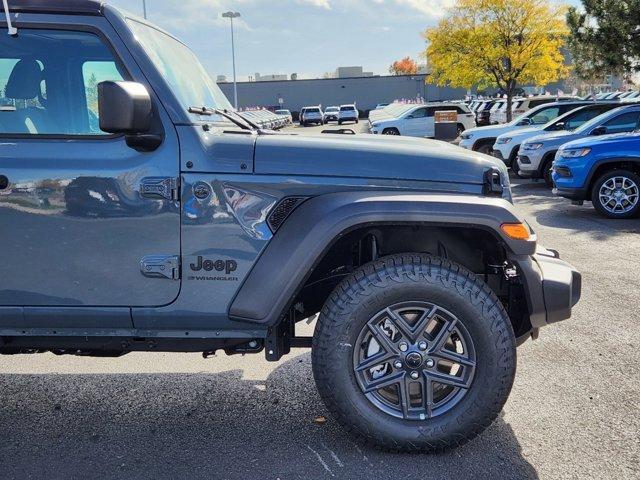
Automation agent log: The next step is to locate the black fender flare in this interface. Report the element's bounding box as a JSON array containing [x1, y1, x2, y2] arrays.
[[229, 191, 536, 325]]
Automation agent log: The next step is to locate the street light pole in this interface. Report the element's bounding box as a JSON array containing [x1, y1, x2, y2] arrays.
[[142, 0, 147, 19], [222, 11, 241, 109]]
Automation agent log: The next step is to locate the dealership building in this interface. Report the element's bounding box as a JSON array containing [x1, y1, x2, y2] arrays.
[[217, 74, 468, 114]]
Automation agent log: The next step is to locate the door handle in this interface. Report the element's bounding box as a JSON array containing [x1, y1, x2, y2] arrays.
[[0, 175, 8, 190]]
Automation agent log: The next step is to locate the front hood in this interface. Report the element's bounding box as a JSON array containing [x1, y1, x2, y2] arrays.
[[562, 131, 640, 150], [463, 122, 529, 138], [254, 133, 508, 186], [525, 131, 578, 147]]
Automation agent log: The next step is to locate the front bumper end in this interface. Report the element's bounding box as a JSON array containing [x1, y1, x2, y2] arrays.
[[513, 247, 582, 328]]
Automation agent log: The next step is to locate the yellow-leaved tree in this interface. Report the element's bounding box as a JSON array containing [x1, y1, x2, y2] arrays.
[[425, 0, 569, 122]]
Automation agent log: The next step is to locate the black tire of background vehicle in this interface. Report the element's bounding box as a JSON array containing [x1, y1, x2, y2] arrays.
[[356, 119, 359, 124], [476, 143, 492, 155], [312, 253, 517, 452], [456, 124, 465, 137], [338, 120, 343, 125], [542, 158, 554, 187], [382, 128, 400, 135], [591, 169, 640, 219]]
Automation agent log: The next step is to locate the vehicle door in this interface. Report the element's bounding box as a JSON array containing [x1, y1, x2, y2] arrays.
[[402, 107, 428, 136], [0, 22, 180, 309]]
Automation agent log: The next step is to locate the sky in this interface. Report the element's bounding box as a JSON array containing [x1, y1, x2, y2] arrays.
[[107, 0, 582, 82], [106, 0, 457, 81]]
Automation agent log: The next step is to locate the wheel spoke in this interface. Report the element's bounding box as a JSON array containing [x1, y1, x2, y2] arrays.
[[428, 315, 457, 353], [397, 375, 411, 418], [355, 349, 396, 372], [384, 308, 416, 340], [408, 306, 437, 342], [362, 370, 404, 393], [426, 369, 473, 389], [432, 348, 476, 368]]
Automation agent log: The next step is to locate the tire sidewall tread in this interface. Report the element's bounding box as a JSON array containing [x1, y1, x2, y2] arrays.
[[311, 253, 516, 453]]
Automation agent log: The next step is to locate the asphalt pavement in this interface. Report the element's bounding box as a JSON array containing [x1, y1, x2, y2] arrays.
[[1, 126, 638, 479]]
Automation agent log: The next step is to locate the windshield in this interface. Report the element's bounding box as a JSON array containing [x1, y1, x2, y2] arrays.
[[307, 108, 321, 113], [326, 107, 339, 112], [275, 110, 290, 115], [127, 19, 232, 116], [574, 107, 624, 134]]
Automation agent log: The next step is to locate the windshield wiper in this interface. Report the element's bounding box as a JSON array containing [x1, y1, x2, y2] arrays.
[[188, 106, 255, 131]]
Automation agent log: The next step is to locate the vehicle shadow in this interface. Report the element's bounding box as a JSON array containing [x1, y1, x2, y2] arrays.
[[0, 352, 538, 480]]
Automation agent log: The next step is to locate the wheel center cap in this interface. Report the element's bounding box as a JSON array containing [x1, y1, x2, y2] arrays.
[[405, 352, 423, 368]]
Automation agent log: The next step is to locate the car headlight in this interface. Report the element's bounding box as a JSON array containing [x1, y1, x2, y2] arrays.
[[523, 143, 543, 150], [496, 137, 512, 144], [559, 147, 591, 158], [460, 133, 473, 140]]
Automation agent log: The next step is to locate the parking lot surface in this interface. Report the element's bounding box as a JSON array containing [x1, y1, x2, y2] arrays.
[[0, 140, 638, 479]]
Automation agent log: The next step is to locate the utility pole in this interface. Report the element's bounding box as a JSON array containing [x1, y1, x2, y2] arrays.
[[142, 0, 147, 19], [222, 11, 241, 109]]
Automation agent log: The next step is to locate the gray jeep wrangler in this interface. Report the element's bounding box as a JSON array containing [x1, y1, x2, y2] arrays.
[[0, 1, 581, 452]]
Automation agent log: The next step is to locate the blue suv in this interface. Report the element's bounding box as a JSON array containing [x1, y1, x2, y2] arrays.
[[553, 131, 640, 218]]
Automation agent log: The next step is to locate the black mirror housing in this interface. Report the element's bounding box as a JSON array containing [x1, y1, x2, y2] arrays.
[[98, 81, 152, 134], [591, 126, 607, 136], [517, 118, 532, 126]]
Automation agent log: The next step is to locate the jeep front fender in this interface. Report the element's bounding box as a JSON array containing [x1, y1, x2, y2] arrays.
[[229, 192, 536, 325]]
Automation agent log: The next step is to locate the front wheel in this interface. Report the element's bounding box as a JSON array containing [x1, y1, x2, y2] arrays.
[[312, 254, 516, 452], [591, 170, 640, 218], [382, 128, 400, 135]]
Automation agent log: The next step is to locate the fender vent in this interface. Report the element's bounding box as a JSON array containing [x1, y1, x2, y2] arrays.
[[267, 196, 306, 232]]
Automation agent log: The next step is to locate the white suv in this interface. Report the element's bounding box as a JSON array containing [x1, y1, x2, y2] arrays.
[[300, 106, 324, 126], [338, 104, 359, 124], [369, 102, 475, 137]]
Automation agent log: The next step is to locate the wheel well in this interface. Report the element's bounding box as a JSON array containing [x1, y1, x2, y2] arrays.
[[382, 127, 399, 133], [586, 159, 640, 200], [473, 138, 495, 151], [539, 150, 557, 174], [291, 224, 532, 339]]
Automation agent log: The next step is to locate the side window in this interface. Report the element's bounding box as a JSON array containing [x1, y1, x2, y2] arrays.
[[564, 109, 597, 129], [0, 29, 125, 136], [531, 106, 560, 125], [603, 112, 640, 133], [408, 108, 427, 118], [83, 61, 124, 134]]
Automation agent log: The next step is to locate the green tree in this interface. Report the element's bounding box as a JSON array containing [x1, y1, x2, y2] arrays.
[[425, 0, 569, 122], [567, 1, 640, 81]]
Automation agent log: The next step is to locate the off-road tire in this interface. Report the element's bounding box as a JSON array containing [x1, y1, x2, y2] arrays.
[[312, 253, 516, 452]]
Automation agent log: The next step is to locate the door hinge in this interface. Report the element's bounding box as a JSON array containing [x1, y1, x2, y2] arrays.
[[140, 177, 179, 201], [140, 255, 181, 280]]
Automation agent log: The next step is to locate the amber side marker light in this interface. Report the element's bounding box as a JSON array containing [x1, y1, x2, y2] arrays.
[[501, 223, 531, 240]]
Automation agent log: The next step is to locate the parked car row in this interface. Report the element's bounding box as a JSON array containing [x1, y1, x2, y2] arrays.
[[367, 101, 475, 137], [298, 104, 360, 126], [468, 96, 579, 127], [461, 97, 640, 218]]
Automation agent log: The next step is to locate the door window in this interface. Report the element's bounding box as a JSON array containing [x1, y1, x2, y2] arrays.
[[407, 108, 427, 118], [603, 111, 640, 133], [0, 29, 125, 136], [530, 106, 561, 125]]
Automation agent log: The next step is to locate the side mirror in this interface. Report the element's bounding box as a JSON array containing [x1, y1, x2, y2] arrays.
[[98, 81, 152, 134], [517, 118, 532, 126], [554, 122, 565, 131], [591, 126, 607, 136]]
